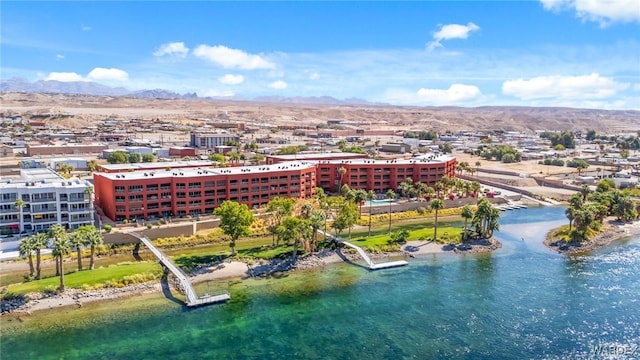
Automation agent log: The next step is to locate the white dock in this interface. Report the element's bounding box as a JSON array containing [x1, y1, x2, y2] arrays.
[[127, 231, 230, 307], [319, 230, 408, 270]]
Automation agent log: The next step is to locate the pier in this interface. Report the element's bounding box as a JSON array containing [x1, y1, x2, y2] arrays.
[[318, 230, 408, 270], [127, 231, 230, 307]]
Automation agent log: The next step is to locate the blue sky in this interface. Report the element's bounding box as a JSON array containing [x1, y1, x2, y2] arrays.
[[2, 1, 639, 109]]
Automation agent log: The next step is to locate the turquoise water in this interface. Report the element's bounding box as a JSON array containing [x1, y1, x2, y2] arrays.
[[2, 207, 640, 359], [365, 199, 395, 206]]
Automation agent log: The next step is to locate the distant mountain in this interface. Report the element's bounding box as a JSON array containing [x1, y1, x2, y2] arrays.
[[0, 78, 376, 105]]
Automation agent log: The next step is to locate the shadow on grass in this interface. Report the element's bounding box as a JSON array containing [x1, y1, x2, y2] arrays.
[[173, 254, 228, 273]]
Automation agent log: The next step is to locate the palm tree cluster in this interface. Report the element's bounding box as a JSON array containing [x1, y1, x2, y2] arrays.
[[565, 181, 639, 242], [396, 176, 481, 202], [19, 225, 104, 291]]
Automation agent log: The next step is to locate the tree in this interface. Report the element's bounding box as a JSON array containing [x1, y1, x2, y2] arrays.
[[389, 229, 410, 244], [252, 153, 265, 165], [78, 225, 103, 270], [69, 231, 84, 271], [142, 154, 155, 163], [227, 150, 241, 164], [461, 205, 474, 241], [430, 199, 444, 241], [31, 232, 48, 279], [366, 190, 375, 236], [209, 153, 226, 163], [353, 189, 367, 218], [415, 182, 428, 202], [276, 217, 304, 259], [565, 206, 576, 232], [14, 198, 26, 234], [398, 177, 415, 200], [214, 201, 254, 256], [308, 210, 326, 252], [472, 198, 501, 238], [128, 152, 141, 163], [266, 197, 296, 246], [18, 236, 35, 278], [337, 166, 347, 193], [107, 151, 128, 164], [332, 201, 358, 238], [579, 184, 591, 202], [49, 224, 71, 292], [87, 160, 99, 173], [386, 189, 396, 234]]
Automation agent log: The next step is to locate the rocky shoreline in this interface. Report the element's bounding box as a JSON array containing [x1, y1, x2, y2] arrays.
[[544, 220, 640, 255], [1, 240, 502, 315]]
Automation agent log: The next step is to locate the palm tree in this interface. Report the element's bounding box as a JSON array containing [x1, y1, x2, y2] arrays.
[[424, 186, 435, 202], [32, 232, 48, 279], [475, 161, 482, 178], [309, 210, 326, 252], [579, 184, 591, 202], [415, 182, 428, 202], [69, 230, 84, 271], [84, 226, 103, 270], [386, 189, 395, 234], [14, 198, 26, 234], [565, 206, 576, 232], [366, 190, 375, 236], [353, 189, 367, 219], [430, 199, 444, 241], [49, 224, 71, 292], [18, 236, 35, 277], [337, 166, 347, 193], [461, 205, 474, 242]]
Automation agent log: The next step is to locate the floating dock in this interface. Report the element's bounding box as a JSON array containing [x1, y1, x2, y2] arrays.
[[319, 230, 408, 270]]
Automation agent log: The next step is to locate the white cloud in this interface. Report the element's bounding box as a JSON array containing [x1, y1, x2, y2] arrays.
[[153, 42, 189, 58], [540, 0, 640, 26], [385, 84, 483, 105], [81, 25, 91, 32], [427, 22, 480, 50], [87, 67, 129, 82], [502, 73, 629, 100], [218, 74, 245, 85], [193, 45, 275, 70], [55, 54, 64, 60], [45, 72, 86, 82], [309, 72, 320, 80], [268, 80, 288, 90]]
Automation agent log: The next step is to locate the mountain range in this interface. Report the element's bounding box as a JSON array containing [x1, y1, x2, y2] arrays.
[[0, 77, 373, 105]]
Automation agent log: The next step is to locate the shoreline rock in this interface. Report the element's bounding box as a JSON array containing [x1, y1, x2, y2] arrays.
[[544, 220, 640, 256]]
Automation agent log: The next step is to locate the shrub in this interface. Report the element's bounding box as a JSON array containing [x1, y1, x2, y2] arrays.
[[146, 223, 153, 229], [103, 224, 112, 233]]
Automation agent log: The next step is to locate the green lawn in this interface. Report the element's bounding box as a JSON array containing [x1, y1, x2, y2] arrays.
[[6, 261, 162, 295]]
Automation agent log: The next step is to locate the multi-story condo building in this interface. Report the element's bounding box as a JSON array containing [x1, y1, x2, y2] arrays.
[[94, 162, 317, 222], [190, 132, 240, 149], [0, 168, 94, 235], [93, 154, 456, 222], [315, 154, 456, 194]]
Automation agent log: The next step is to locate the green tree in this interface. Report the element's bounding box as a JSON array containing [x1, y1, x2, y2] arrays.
[[69, 231, 84, 271], [18, 236, 35, 278], [31, 232, 48, 279], [14, 198, 26, 234], [332, 201, 358, 238], [87, 160, 99, 173], [366, 190, 375, 236], [107, 151, 128, 164], [389, 229, 410, 244], [353, 189, 367, 218], [209, 153, 226, 163], [227, 150, 241, 164], [266, 197, 296, 246], [461, 204, 474, 241], [386, 189, 396, 234], [81, 225, 103, 270], [142, 154, 155, 163], [472, 198, 501, 238], [430, 199, 444, 241], [337, 166, 347, 193], [128, 152, 141, 163], [309, 210, 326, 252], [49, 224, 71, 291], [214, 201, 254, 256]]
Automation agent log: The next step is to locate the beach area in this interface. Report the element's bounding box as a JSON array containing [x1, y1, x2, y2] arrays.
[[1, 238, 500, 315]]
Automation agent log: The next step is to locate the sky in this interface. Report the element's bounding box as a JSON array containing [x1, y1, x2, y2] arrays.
[[1, 1, 639, 109]]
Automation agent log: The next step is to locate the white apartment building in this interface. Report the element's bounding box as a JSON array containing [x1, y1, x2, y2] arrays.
[[0, 168, 94, 236], [190, 132, 240, 149]]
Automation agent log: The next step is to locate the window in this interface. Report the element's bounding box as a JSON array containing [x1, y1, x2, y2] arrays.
[[188, 182, 201, 189], [189, 191, 201, 198], [128, 185, 143, 192], [115, 186, 126, 193], [146, 184, 159, 191]]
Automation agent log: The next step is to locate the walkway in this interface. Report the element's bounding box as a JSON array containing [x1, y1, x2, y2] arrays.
[[127, 231, 230, 307], [318, 230, 408, 270]]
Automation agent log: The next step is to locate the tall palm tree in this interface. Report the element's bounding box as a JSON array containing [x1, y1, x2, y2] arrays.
[[386, 189, 395, 234], [475, 161, 482, 179], [366, 190, 375, 236], [337, 166, 347, 193], [49, 224, 71, 292], [415, 182, 428, 202], [69, 230, 84, 271], [309, 210, 326, 252], [461, 205, 474, 242], [18, 236, 35, 277], [84, 226, 103, 270], [424, 186, 435, 202], [32, 232, 48, 279], [353, 189, 367, 219], [430, 199, 444, 241], [14, 198, 26, 234]]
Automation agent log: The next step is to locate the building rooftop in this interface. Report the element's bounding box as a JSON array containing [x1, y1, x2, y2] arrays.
[[267, 152, 368, 160], [99, 160, 214, 171], [96, 161, 317, 181], [1, 168, 91, 189], [315, 153, 455, 165]]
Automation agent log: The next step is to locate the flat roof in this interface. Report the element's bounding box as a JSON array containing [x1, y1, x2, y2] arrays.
[[99, 160, 214, 171], [96, 161, 317, 181], [1, 168, 91, 189], [316, 154, 454, 166], [267, 152, 368, 160]]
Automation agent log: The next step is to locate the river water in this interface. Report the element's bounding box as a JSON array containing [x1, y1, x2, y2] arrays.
[[2, 206, 639, 359]]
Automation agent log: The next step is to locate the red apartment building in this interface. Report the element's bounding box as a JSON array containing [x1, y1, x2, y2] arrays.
[[94, 154, 456, 222], [94, 162, 317, 221], [315, 154, 457, 194], [265, 152, 368, 165]]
